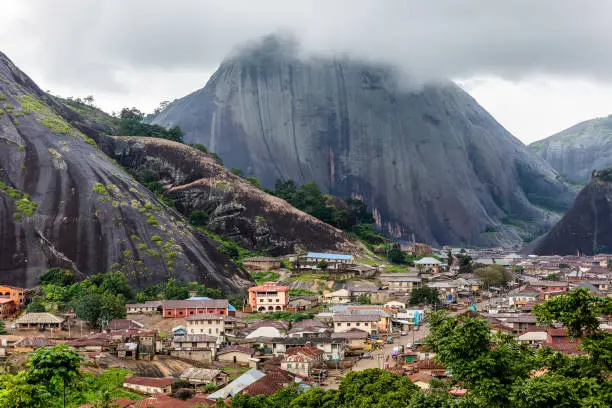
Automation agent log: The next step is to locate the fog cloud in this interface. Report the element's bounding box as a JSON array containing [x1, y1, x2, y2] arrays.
[[1, 0, 611, 142]]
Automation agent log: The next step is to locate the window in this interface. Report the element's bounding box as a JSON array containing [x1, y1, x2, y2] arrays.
[[336, 323, 341, 327], [208, 320, 212, 324], [209, 328, 212, 334], [287, 364, 292, 368], [216, 328, 219, 333], [189, 311, 194, 315], [347, 323, 351, 327], [356, 323, 360, 327], [364, 323, 369, 326], [276, 299, 279, 302], [179, 311, 184, 315], [200, 329, 204, 333]]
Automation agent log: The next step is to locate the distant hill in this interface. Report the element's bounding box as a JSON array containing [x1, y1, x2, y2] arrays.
[[529, 168, 612, 256], [530, 115, 612, 184], [152, 34, 574, 247]]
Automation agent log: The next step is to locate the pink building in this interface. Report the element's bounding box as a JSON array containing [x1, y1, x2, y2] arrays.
[[248, 282, 289, 313]]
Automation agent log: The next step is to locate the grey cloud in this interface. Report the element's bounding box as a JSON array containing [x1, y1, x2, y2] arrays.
[[2, 0, 612, 91]]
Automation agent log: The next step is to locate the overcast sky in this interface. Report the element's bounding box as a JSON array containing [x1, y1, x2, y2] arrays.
[[1, 0, 611, 144]]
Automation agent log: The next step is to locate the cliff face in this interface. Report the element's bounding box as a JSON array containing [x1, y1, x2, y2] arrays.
[[0, 51, 251, 292], [152, 36, 574, 246], [530, 174, 612, 256], [530, 115, 612, 184], [104, 137, 358, 256]]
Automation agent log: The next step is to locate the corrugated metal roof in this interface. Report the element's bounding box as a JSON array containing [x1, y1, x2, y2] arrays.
[[207, 369, 266, 399], [306, 252, 353, 260]]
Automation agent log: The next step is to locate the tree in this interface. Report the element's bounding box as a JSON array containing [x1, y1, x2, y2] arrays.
[[410, 286, 440, 306], [474, 265, 512, 289], [27, 345, 81, 408], [0, 321, 6, 335], [74, 293, 102, 327], [0, 372, 50, 408], [607, 259, 612, 271], [40, 268, 75, 286], [188, 210, 209, 227], [317, 260, 329, 270], [457, 254, 473, 274], [119, 107, 144, 121], [447, 250, 453, 267], [388, 243, 405, 264], [534, 288, 612, 338], [246, 177, 262, 189], [27, 297, 46, 313], [230, 168, 244, 177], [83, 95, 95, 106]]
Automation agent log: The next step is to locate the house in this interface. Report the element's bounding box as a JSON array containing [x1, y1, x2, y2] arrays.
[[13, 336, 53, 353], [414, 257, 442, 272], [105, 319, 144, 331], [186, 313, 225, 337], [333, 314, 380, 335], [125, 301, 161, 315], [160, 299, 229, 318], [241, 369, 297, 397], [280, 346, 325, 377], [15, 312, 64, 330], [244, 321, 289, 339], [508, 291, 539, 306], [65, 338, 109, 352], [546, 327, 578, 344], [0, 285, 27, 309], [172, 325, 187, 337], [331, 328, 369, 349], [409, 372, 433, 390], [171, 334, 217, 349], [0, 298, 16, 318], [217, 345, 255, 364], [288, 296, 319, 312], [517, 327, 548, 345], [529, 281, 569, 300], [248, 282, 289, 313], [287, 319, 330, 338], [243, 257, 281, 270], [385, 276, 422, 292], [302, 252, 353, 270], [179, 367, 230, 387], [207, 369, 266, 399], [322, 289, 352, 304], [122, 376, 175, 395], [223, 316, 247, 336]]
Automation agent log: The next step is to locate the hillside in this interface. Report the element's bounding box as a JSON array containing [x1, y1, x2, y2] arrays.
[[104, 136, 358, 255], [152, 35, 574, 247], [530, 115, 612, 184], [0, 50, 251, 292], [529, 168, 612, 255]]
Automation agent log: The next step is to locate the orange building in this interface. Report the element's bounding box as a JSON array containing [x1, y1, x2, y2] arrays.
[[0, 298, 16, 318], [0, 285, 26, 309], [248, 282, 289, 313]]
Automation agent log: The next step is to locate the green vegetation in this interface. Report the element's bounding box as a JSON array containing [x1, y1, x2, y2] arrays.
[[245, 311, 314, 322], [26, 297, 46, 313], [18, 95, 81, 137], [0, 345, 139, 408], [409, 286, 440, 306], [57, 96, 120, 130], [594, 167, 612, 182], [134, 278, 221, 303], [0, 321, 7, 335], [250, 271, 281, 285], [474, 264, 513, 288], [0, 181, 38, 218], [118, 107, 184, 142]]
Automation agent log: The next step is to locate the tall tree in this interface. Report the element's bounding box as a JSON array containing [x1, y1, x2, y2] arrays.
[[27, 345, 81, 408]]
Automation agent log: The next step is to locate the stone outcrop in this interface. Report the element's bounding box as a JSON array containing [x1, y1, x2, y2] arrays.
[[105, 137, 358, 256], [0, 51, 250, 292], [530, 115, 612, 184], [152, 35, 574, 246]]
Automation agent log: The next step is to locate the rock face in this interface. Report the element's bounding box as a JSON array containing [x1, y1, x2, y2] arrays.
[[152, 36, 574, 246], [530, 173, 612, 256], [105, 136, 357, 256], [530, 115, 612, 184], [0, 51, 251, 292]]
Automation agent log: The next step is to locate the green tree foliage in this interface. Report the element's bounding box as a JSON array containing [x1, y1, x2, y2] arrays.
[[0, 372, 50, 408], [230, 168, 244, 177], [474, 265, 513, 288], [409, 286, 440, 306], [119, 107, 184, 143], [457, 254, 473, 274], [27, 297, 46, 313], [39, 268, 75, 286], [188, 210, 210, 226], [534, 288, 612, 338], [27, 345, 81, 408], [134, 279, 222, 302], [387, 243, 405, 264], [317, 260, 329, 270], [246, 176, 262, 188], [0, 321, 6, 335]]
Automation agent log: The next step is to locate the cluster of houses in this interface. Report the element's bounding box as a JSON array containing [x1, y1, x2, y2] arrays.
[[0, 248, 610, 406]]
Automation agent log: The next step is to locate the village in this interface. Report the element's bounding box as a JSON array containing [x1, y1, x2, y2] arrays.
[[0, 246, 611, 407]]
